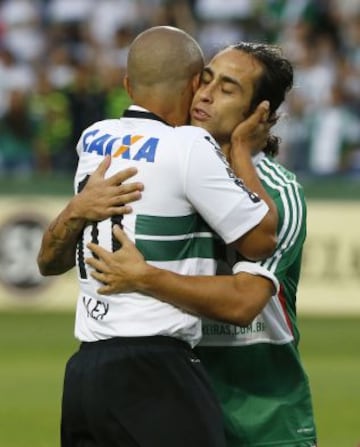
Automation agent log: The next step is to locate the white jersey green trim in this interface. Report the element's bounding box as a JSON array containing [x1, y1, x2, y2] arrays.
[[73, 106, 268, 346], [135, 214, 214, 261]]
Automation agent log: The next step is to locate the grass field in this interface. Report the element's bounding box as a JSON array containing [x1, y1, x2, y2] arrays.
[[0, 312, 359, 447]]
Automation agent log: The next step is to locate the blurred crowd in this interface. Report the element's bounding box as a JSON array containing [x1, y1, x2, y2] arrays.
[[0, 0, 359, 177]]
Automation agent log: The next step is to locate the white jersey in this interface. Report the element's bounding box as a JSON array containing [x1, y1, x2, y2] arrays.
[[73, 106, 268, 346]]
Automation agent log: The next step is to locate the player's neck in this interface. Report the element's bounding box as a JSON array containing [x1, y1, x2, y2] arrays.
[[136, 97, 189, 127], [221, 143, 231, 162]]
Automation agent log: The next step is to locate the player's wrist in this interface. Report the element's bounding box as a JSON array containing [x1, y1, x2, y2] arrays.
[[135, 264, 164, 294], [67, 195, 89, 222]]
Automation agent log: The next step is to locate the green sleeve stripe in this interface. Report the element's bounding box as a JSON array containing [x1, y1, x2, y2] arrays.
[[135, 213, 212, 236], [259, 167, 303, 272], [135, 237, 215, 261], [257, 159, 306, 273]]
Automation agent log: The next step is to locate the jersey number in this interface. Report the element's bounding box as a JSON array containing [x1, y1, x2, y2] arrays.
[[76, 176, 123, 279]]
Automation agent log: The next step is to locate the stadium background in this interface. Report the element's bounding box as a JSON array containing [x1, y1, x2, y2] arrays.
[[0, 1, 359, 446]]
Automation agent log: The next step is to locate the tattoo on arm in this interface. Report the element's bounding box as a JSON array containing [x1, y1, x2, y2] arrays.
[[38, 211, 86, 274]]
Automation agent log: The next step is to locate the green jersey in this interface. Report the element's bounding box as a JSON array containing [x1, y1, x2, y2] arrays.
[[197, 152, 317, 446]]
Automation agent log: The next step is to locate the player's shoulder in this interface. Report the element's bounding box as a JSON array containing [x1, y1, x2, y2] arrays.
[[257, 154, 304, 192], [77, 119, 120, 142], [175, 124, 213, 140], [174, 125, 220, 150], [83, 119, 121, 132]]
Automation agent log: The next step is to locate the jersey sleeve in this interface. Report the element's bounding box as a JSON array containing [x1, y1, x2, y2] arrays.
[[232, 260, 280, 295], [258, 179, 307, 283], [183, 132, 268, 244]]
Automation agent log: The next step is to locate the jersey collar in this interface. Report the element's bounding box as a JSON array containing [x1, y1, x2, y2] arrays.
[[122, 105, 171, 126], [252, 151, 266, 166]]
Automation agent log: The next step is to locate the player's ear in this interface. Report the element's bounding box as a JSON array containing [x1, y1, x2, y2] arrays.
[[123, 75, 133, 98], [191, 72, 201, 93]]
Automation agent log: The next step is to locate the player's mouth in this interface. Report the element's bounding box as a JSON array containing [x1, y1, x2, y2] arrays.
[[191, 107, 211, 122]]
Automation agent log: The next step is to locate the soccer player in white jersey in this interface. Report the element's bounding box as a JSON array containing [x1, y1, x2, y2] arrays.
[[37, 28, 279, 447], [85, 43, 317, 446]]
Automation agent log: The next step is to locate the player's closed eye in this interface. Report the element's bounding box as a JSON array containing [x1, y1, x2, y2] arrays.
[[221, 87, 234, 95]]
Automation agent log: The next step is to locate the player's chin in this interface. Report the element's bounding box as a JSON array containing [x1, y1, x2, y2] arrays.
[[190, 118, 209, 130]]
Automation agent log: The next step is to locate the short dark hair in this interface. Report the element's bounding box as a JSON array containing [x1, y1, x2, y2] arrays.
[[230, 42, 294, 157]]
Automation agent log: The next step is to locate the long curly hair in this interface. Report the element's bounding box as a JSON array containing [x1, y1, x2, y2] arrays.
[[230, 42, 294, 157]]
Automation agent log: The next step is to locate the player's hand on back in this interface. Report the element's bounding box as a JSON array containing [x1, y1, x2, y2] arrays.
[[86, 225, 150, 295], [72, 156, 144, 222]]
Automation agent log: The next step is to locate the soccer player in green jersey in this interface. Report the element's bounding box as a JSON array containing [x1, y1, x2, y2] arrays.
[[85, 42, 317, 446]]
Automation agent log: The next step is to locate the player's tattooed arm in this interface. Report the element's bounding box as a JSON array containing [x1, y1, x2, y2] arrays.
[[37, 157, 143, 276], [37, 203, 87, 275]]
